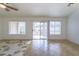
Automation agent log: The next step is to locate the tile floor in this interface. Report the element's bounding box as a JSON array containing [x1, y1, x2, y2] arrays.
[[0, 40, 79, 56]]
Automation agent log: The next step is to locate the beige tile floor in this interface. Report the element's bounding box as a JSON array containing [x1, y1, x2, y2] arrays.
[[0, 39, 79, 56]]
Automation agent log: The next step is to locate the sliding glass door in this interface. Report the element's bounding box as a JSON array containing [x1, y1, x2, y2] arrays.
[[33, 22, 48, 40]]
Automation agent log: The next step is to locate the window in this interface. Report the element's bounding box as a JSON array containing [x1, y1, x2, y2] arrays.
[[50, 21, 61, 35], [9, 21, 26, 34]]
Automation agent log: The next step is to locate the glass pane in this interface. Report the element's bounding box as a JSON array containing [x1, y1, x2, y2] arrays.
[[55, 27, 61, 32], [54, 31, 61, 35], [50, 21, 55, 35], [40, 22, 47, 39], [50, 21, 61, 35], [55, 22, 61, 26], [33, 22, 41, 39], [18, 22, 26, 34], [9, 22, 17, 34], [54, 22, 61, 35]]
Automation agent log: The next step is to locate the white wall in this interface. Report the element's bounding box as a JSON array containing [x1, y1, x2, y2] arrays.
[[1, 17, 67, 40], [0, 18, 2, 39], [68, 10, 79, 44]]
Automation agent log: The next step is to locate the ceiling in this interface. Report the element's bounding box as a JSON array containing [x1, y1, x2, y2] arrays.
[[0, 3, 79, 17]]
